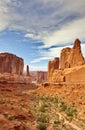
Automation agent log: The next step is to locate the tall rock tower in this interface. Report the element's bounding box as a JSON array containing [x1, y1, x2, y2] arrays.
[[26, 65, 30, 76], [60, 38, 85, 69], [48, 57, 59, 81]]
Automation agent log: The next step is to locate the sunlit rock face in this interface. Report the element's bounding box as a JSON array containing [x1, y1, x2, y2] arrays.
[[60, 39, 85, 69], [36, 71, 47, 83], [47, 39, 85, 83], [0, 53, 24, 75], [0, 53, 31, 83], [48, 57, 59, 81]]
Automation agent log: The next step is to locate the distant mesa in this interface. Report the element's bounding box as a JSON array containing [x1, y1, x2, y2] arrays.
[[0, 52, 24, 75], [0, 52, 31, 83], [47, 38, 85, 83], [30, 71, 47, 84], [0, 38, 85, 84], [36, 71, 47, 84]]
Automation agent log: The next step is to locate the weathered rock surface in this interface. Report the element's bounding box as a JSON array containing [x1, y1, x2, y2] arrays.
[[26, 65, 30, 76], [48, 57, 59, 81], [60, 39, 85, 69], [0, 53, 31, 83], [0, 52, 24, 75], [48, 39, 85, 83], [36, 71, 47, 83], [65, 65, 85, 83]]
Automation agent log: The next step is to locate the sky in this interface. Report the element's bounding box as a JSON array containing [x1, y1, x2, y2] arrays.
[[0, 0, 85, 71]]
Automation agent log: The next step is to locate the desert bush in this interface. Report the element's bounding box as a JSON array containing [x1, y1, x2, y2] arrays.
[[37, 123, 47, 130], [37, 114, 49, 123]]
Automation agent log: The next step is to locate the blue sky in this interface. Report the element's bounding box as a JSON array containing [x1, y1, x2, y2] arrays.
[[0, 0, 85, 71]]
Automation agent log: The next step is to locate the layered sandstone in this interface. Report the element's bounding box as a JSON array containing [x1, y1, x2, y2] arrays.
[[48, 39, 85, 83], [48, 57, 59, 81], [26, 65, 30, 76], [0, 53, 24, 75], [60, 39, 85, 69], [36, 71, 47, 83], [0, 53, 31, 83]]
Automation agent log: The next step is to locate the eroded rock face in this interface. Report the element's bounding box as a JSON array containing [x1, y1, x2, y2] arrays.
[[48, 39, 85, 83], [48, 57, 59, 81], [65, 65, 85, 83], [0, 53, 31, 83], [60, 39, 85, 69], [0, 53, 24, 75], [26, 65, 30, 76], [36, 71, 47, 83]]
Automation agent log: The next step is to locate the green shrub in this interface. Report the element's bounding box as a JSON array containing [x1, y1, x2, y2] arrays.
[[39, 104, 47, 112], [54, 119, 61, 124], [37, 123, 47, 130], [37, 114, 49, 123], [66, 107, 77, 117]]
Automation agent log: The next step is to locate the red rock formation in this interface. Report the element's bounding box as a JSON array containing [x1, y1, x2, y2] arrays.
[[60, 48, 71, 69], [60, 39, 85, 69], [65, 65, 85, 83], [26, 65, 30, 76], [0, 53, 24, 75], [0, 53, 31, 83], [48, 39, 85, 83], [48, 57, 59, 81], [36, 71, 47, 83]]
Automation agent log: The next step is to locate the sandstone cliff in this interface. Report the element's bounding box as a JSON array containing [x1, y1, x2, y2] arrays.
[[36, 71, 47, 83], [48, 39, 85, 83], [48, 57, 59, 81], [0, 53, 24, 75], [0, 53, 31, 83], [60, 39, 85, 69]]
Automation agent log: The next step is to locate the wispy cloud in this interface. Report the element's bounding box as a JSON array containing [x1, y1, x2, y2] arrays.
[[41, 17, 85, 48], [31, 57, 52, 63], [29, 65, 47, 71], [0, 0, 85, 34], [0, 0, 85, 69]]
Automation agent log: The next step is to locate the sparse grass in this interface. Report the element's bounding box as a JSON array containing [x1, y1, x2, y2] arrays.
[[37, 114, 49, 123], [31, 95, 81, 130], [37, 123, 47, 130], [39, 104, 48, 112]]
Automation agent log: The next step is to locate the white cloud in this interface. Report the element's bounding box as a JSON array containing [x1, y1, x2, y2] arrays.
[[31, 57, 52, 63], [0, 0, 85, 68], [24, 43, 85, 71], [81, 44, 85, 58], [41, 18, 85, 48], [37, 43, 85, 62], [29, 65, 47, 71], [0, 0, 85, 35]]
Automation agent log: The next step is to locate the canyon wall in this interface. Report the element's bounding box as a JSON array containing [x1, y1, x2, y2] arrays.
[[60, 39, 85, 69], [0, 53, 31, 83], [36, 71, 47, 83], [0, 53, 24, 75], [47, 39, 85, 83], [48, 57, 59, 81]]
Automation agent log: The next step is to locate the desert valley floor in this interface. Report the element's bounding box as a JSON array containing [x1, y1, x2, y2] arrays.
[[0, 82, 85, 130]]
